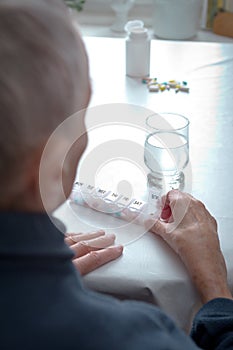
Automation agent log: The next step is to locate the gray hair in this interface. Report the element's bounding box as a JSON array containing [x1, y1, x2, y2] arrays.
[[0, 0, 89, 198]]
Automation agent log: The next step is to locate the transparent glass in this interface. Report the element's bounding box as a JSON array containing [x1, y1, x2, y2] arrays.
[[144, 112, 189, 195]]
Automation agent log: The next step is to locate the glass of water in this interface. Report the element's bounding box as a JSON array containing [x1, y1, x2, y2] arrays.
[[144, 112, 189, 195]]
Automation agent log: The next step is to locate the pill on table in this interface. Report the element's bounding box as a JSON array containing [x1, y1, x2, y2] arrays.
[[159, 84, 166, 92], [179, 86, 190, 93], [169, 82, 178, 88], [142, 77, 152, 84], [149, 84, 159, 92]]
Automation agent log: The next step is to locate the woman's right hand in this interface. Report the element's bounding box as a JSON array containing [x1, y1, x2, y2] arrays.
[[148, 190, 232, 304]]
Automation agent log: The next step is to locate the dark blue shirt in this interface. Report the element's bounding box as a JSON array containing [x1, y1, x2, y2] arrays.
[[0, 211, 232, 349]]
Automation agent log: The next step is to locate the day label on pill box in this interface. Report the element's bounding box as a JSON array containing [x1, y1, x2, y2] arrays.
[[82, 184, 95, 194], [129, 199, 146, 211], [95, 188, 110, 198], [73, 181, 84, 190], [152, 193, 160, 200], [116, 196, 133, 207], [104, 191, 121, 202]]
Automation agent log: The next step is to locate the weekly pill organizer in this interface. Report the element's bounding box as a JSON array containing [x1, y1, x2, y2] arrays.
[[70, 181, 162, 226]]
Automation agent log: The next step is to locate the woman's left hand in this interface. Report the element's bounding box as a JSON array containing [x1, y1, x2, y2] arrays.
[[65, 230, 123, 275]]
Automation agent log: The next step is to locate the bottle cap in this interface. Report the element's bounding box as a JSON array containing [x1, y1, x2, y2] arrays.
[[124, 20, 144, 33]]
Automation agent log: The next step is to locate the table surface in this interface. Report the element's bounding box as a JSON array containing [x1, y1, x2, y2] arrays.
[[54, 36, 233, 330]]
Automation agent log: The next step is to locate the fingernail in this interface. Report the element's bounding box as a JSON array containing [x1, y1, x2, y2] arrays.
[[107, 233, 116, 239], [116, 245, 123, 252], [159, 217, 167, 222], [97, 229, 105, 234], [68, 234, 80, 242]]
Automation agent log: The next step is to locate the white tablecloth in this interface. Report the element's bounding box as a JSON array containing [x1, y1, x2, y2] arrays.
[[54, 37, 233, 331]]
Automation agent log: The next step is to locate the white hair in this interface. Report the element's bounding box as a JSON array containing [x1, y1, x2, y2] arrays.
[[0, 0, 89, 198]]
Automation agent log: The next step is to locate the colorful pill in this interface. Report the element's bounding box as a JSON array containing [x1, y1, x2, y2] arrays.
[[149, 84, 159, 92], [159, 85, 166, 92], [179, 86, 190, 93], [169, 82, 178, 88], [142, 77, 152, 84]]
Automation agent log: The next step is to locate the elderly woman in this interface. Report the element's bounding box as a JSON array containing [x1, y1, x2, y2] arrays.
[[0, 1, 232, 349]]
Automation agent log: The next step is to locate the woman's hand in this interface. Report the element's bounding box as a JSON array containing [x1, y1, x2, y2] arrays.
[[148, 190, 232, 304], [65, 230, 123, 276]]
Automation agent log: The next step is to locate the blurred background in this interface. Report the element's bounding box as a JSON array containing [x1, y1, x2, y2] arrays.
[[65, 0, 233, 42]]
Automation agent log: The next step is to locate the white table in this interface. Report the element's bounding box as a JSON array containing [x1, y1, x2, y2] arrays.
[[54, 37, 233, 331]]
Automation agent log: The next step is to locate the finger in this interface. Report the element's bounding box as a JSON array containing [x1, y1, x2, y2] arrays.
[[166, 190, 190, 205], [73, 245, 123, 276], [161, 193, 169, 208], [166, 190, 192, 224], [190, 199, 213, 222], [160, 194, 167, 207], [65, 230, 105, 246], [144, 218, 168, 238], [71, 233, 116, 258], [151, 219, 168, 236]]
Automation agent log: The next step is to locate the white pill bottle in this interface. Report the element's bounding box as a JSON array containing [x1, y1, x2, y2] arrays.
[[125, 20, 151, 78]]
